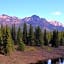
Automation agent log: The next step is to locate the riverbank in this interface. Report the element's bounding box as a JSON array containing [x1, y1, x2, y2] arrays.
[[0, 46, 64, 64]]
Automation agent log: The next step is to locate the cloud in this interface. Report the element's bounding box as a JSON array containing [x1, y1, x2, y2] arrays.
[[51, 11, 62, 16]]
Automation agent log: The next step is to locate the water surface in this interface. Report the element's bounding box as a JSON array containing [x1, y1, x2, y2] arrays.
[[48, 58, 64, 64]]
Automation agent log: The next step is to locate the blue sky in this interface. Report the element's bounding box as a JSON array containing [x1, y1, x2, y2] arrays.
[[0, 0, 64, 23]]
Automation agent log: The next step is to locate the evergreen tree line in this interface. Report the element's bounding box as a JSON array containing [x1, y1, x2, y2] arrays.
[[22, 23, 64, 47], [0, 24, 25, 55], [0, 23, 64, 55]]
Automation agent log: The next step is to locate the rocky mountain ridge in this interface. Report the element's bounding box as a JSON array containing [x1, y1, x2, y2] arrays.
[[0, 14, 64, 31]]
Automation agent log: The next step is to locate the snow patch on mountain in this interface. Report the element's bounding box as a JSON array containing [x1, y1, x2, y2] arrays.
[[48, 20, 64, 27]]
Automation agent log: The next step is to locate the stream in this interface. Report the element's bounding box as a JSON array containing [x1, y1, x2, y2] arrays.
[[31, 58, 64, 64], [48, 58, 64, 64]]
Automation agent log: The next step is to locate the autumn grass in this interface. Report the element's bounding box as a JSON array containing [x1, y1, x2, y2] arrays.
[[42, 46, 53, 52], [25, 46, 37, 51]]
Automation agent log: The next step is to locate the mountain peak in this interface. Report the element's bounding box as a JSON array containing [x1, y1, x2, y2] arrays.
[[31, 15, 40, 18], [1, 14, 8, 16]]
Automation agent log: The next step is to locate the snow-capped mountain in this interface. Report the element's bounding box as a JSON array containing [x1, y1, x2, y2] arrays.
[[21, 15, 64, 31], [0, 14, 64, 31], [0, 14, 20, 25]]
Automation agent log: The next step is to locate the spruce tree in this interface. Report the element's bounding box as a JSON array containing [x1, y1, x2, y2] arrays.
[[35, 26, 43, 46], [60, 38, 64, 46], [17, 26, 22, 44], [22, 23, 27, 45], [50, 30, 59, 47], [18, 41, 25, 51], [2, 26, 7, 55], [3, 26, 14, 55], [60, 32, 64, 46], [17, 26, 25, 51], [11, 24, 17, 45], [0, 25, 6, 54], [0, 27, 3, 53], [28, 24, 34, 46], [43, 29, 48, 46], [55, 30, 59, 47]]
